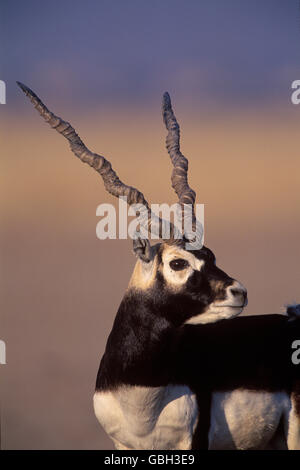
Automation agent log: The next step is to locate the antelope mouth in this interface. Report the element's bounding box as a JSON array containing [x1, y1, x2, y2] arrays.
[[186, 303, 245, 325], [214, 304, 244, 309], [214, 298, 248, 309]]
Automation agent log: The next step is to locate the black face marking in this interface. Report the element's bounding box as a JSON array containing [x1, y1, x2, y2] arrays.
[[169, 258, 190, 271], [152, 270, 212, 327]]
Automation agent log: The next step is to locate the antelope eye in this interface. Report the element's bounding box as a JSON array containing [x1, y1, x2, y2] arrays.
[[169, 259, 190, 271]]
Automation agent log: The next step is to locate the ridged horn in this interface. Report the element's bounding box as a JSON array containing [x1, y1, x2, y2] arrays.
[[162, 92, 196, 231], [17, 82, 180, 242]]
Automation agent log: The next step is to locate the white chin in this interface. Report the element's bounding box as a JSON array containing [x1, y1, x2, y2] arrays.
[[185, 306, 243, 325]]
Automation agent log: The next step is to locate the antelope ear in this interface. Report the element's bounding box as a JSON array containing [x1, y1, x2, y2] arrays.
[[133, 238, 152, 263]]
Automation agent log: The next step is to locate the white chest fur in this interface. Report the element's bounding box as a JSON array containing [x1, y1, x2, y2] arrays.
[[93, 385, 198, 450]]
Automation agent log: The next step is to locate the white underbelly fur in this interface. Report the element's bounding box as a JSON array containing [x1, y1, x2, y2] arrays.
[[209, 390, 291, 449], [94, 387, 298, 450]]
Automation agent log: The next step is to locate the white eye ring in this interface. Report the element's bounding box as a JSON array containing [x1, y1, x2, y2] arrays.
[[169, 259, 190, 271]]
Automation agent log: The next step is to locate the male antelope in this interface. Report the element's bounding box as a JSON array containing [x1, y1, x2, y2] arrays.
[[18, 82, 300, 450]]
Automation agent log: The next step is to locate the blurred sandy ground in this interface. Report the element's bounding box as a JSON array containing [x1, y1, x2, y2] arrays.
[[1, 104, 300, 449]]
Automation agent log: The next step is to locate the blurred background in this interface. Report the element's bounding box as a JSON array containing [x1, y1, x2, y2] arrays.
[[0, 0, 300, 449]]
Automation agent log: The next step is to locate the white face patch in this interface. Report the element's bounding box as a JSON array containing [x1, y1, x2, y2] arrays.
[[160, 245, 204, 289]]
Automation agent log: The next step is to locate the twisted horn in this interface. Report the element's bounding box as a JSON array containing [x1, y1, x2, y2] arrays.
[[17, 82, 180, 242], [17, 81, 149, 207], [162, 92, 196, 230]]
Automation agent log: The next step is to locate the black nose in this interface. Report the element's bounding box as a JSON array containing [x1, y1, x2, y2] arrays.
[[230, 287, 247, 302]]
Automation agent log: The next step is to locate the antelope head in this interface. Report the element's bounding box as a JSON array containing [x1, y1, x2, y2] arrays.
[[17, 82, 247, 326]]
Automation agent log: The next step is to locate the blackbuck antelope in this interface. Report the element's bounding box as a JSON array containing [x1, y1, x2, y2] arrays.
[[18, 82, 300, 450]]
